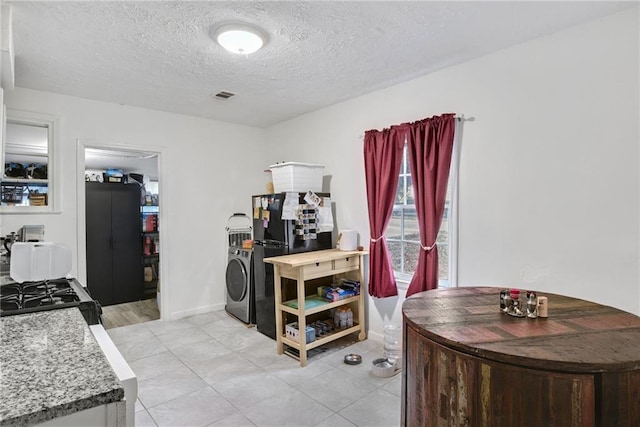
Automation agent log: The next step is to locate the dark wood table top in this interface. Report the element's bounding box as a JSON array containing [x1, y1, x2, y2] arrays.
[[402, 287, 640, 373]]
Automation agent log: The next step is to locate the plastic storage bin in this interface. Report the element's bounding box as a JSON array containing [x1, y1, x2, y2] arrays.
[[10, 242, 72, 283], [269, 162, 324, 193]]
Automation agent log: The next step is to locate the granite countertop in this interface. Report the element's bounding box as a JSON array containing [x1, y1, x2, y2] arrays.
[[0, 308, 124, 426]]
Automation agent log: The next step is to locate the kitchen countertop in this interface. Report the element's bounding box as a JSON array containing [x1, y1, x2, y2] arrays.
[[0, 308, 124, 426]]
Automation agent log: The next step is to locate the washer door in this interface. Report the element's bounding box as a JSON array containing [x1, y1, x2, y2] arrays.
[[226, 258, 248, 302]]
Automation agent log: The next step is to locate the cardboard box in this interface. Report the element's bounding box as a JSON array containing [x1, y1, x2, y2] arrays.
[[285, 322, 316, 343]]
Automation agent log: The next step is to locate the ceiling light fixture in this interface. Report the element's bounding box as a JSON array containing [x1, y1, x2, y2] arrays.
[[215, 24, 266, 55]]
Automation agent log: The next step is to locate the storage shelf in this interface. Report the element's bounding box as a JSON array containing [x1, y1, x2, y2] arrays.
[[281, 295, 360, 316], [280, 323, 361, 351], [265, 249, 368, 367], [142, 289, 157, 300], [1, 178, 48, 184], [142, 205, 159, 301]]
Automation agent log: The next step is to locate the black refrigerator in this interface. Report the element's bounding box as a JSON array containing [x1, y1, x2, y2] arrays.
[[252, 192, 332, 339]]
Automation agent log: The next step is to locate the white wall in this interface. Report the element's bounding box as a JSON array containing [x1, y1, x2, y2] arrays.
[[265, 7, 640, 338], [2, 8, 637, 335], [2, 88, 267, 319]]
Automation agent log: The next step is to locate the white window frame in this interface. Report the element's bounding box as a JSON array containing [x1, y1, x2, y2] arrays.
[[388, 122, 461, 289], [443, 121, 462, 288], [1, 109, 60, 214]]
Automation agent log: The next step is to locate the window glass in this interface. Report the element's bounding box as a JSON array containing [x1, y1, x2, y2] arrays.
[[0, 110, 53, 213], [2, 121, 50, 207], [386, 144, 457, 286], [437, 197, 451, 282]]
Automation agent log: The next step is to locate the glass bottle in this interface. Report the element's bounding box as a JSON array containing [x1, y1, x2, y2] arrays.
[[526, 291, 538, 318], [346, 308, 353, 328], [537, 296, 548, 318]]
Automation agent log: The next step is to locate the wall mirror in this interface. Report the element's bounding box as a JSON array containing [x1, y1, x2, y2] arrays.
[[1, 110, 57, 213]]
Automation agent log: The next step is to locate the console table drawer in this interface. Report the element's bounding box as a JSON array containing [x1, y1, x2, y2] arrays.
[[301, 260, 334, 279], [334, 256, 359, 271]]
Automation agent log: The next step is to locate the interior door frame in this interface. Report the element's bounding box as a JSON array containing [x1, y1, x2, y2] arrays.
[[76, 138, 168, 319]]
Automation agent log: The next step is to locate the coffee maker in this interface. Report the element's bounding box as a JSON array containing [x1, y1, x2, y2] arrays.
[[18, 225, 45, 242]]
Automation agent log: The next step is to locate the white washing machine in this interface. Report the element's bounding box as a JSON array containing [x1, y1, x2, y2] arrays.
[[225, 247, 255, 324]]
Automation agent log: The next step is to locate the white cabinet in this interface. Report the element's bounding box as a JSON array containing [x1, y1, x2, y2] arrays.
[[37, 401, 126, 426]]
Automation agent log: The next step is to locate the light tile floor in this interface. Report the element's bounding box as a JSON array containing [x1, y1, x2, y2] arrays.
[[107, 310, 401, 427]]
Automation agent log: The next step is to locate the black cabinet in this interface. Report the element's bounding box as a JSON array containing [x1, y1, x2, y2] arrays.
[[86, 182, 143, 306]]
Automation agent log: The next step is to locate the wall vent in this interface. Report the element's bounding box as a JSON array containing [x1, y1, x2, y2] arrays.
[[214, 91, 235, 99]]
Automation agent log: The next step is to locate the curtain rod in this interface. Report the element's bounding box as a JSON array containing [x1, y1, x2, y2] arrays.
[[364, 115, 474, 137]]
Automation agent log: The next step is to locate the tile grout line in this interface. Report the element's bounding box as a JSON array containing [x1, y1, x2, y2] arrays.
[[114, 311, 400, 426]]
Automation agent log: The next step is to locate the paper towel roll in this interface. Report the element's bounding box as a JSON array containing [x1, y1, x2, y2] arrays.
[[338, 229, 357, 251]]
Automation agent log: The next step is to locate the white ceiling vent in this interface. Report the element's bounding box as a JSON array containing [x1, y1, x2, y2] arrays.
[[214, 91, 235, 100]]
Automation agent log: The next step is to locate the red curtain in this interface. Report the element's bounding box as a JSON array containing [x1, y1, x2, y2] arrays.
[[363, 126, 406, 297], [406, 114, 456, 297]]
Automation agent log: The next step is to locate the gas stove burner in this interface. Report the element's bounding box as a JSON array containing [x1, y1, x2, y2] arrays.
[[52, 280, 70, 286], [0, 283, 20, 296], [51, 288, 77, 299], [24, 295, 48, 308], [23, 283, 58, 293], [1, 295, 20, 311], [23, 278, 71, 288], [40, 296, 62, 306], [0, 277, 102, 325]]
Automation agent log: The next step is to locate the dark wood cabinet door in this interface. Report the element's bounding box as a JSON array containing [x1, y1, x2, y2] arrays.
[[86, 182, 142, 306], [86, 183, 114, 305], [110, 185, 143, 304]]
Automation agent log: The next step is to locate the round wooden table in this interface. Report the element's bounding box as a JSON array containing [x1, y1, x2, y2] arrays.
[[401, 287, 640, 427]]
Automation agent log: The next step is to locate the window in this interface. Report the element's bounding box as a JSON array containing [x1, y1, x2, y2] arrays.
[[386, 143, 459, 288], [1, 110, 58, 212]]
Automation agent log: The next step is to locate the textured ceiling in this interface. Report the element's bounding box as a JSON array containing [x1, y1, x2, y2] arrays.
[[7, 1, 636, 128]]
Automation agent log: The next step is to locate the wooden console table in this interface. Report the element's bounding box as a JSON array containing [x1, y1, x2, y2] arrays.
[[402, 287, 640, 426], [264, 249, 367, 367]]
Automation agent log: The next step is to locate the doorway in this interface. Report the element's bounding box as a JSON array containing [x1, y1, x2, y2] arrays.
[[77, 139, 166, 327], [101, 299, 160, 329]]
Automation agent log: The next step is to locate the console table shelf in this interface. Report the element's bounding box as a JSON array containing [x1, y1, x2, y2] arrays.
[[264, 249, 368, 366]]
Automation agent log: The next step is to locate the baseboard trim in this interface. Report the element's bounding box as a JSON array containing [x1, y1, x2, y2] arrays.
[[164, 303, 225, 321]]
